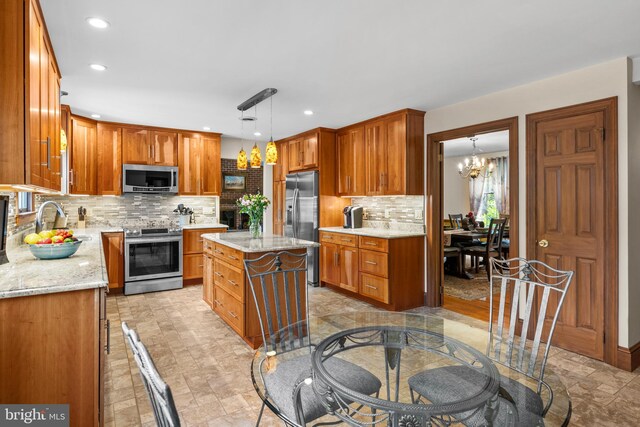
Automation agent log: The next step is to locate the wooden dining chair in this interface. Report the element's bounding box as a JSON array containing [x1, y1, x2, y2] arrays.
[[121, 322, 181, 427], [409, 257, 574, 426], [462, 218, 507, 280], [448, 213, 464, 229], [244, 251, 382, 426]]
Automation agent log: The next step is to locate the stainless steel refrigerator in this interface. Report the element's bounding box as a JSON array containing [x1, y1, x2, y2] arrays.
[[285, 171, 319, 287]]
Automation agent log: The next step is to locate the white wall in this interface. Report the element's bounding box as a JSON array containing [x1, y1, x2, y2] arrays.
[[443, 155, 470, 216], [424, 57, 634, 347], [221, 137, 274, 234]]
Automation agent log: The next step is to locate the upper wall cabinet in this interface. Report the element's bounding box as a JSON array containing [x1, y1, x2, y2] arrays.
[[337, 126, 366, 196], [97, 124, 122, 195], [122, 127, 178, 166], [0, 0, 61, 191], [364, 110, 425, 196], [70, 116, 98, 195], [178, 133, 221, 196], [287, 131, 319, 171], [273, 141, 289, 181]]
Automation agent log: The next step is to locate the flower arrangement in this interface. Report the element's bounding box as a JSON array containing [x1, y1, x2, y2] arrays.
[[465, 211, 478, 229], [236, 192, 270, 238]]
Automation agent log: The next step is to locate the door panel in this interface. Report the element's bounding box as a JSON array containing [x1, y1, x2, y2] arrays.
[[70, 117, 97, 195], [202, 136, 221, 195], [365, 120, 385, 195], [97, 124, 122, 195], [534, 111, 605, 360], [320, 243, 339, 285], [122, 128, 150, 164], [178, 134, 201, 195], [337, 127, 365, 196], [150, 131, 178, 166], [339, 247, 359, 293], [28, 1, 42, 186], [384, 114, 406, 195]]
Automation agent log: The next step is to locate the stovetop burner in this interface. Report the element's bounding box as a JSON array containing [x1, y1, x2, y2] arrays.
[[123, 225, 182, 238]]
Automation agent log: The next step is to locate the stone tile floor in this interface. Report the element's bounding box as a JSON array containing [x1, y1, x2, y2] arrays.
[[106, 285, 640, 426]]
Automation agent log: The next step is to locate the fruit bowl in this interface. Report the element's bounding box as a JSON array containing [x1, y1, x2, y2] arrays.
[[28, 241, 83, 260]]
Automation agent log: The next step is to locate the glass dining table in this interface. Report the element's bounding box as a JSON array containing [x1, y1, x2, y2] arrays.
[[251, 311, 571, 427]]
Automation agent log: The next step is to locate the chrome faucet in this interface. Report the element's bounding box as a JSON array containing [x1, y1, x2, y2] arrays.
[[35, 201, 67, 234]]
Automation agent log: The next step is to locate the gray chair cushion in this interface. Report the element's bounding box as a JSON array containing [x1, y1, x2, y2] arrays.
[[264, 354, 381, 424], [408, 365, 544, 427]]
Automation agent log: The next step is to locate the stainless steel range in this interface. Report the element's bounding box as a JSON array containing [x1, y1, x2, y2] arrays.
[[123, 226, 183, 295]]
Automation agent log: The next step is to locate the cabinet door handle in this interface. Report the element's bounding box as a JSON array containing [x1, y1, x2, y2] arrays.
[[148, 145, 151, 159], [365, 284, 378, 290], [214, 299, 223, 307], [152, 144, 155, 161], [365, 260, 377, 265], [198, 264, 203, 268], [228, 255, 238, 260], [227, 310, 238, 319], [69, 169, 74, 185], [215, 272, 223, 277], [341, 238, 352, 242], [364, 242, 377, 246], [334, 252, 339, 267], [228, 279, 238, 287], [46, 137, 51, 169], [105, 319, 111, 354]]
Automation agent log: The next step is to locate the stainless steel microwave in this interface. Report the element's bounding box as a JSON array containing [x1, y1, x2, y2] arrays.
[[122, 164, 178, 193]]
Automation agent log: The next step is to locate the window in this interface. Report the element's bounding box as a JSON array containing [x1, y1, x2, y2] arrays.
[[478, 192, 499, 225], [17, 192, 33, 214]]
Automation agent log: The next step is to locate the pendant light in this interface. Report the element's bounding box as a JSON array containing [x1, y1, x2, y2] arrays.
[[237, 111, 248, 170], [265, 96, 278, 165], [250, 105, 262, 168]]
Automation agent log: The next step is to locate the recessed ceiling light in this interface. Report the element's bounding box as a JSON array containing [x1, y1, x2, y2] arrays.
[[91, 114, 101, 119], [90, 64, 107, 71], [86, 17, 110, 29], [254, 131, 261, 136], [304, 110, 313, 116], [203, 126, 211, 131]]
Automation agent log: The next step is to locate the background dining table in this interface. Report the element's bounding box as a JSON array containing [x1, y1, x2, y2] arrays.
[[251, 311, 570, 426]]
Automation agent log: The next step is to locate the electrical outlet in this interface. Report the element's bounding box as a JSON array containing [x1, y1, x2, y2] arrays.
[[415, 209, 423, 220], [362, 210, 369, 220], [203, 206, 214, 215], [384, 209, 391, 219]]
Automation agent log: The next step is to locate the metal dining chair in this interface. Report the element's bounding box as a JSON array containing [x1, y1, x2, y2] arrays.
[[244, 251, 382, 426], [408, 258, 573, 426], [121, 322, 181, 427]]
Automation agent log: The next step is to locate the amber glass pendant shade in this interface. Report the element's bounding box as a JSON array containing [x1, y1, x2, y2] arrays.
[[250, 144, 261, 168], [237, 148, 248, 170], [265, 140, 277, 165]]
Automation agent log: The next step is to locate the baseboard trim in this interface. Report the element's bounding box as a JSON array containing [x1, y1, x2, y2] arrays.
[[617, 341, 640, 371]]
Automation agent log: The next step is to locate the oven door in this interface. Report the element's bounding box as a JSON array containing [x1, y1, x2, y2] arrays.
[[124, 236, 183, 282]]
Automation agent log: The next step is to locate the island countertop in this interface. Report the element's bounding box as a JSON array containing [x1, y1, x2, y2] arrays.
[[0, 228, 108, 299], [202, 232, 320, 253]]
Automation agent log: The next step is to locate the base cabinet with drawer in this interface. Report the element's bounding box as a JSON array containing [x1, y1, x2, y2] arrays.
[[182, 227, 226, 285], [203, 239, 307, 349], [319, 231, 424, 311]]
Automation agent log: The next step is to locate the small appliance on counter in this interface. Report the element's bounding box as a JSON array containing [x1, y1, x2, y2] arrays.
[[343, 206, 363, 229]]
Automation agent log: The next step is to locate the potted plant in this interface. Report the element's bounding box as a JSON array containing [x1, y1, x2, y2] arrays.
[[236, 192, 271, 238]]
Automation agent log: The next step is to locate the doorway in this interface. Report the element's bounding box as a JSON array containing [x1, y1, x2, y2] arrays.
[[526, 98, 618, 364], [426, 117, 519, 321]]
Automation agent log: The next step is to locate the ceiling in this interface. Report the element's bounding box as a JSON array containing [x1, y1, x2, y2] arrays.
[[442, 130, 509, 158], [41, 0, 640, 141]]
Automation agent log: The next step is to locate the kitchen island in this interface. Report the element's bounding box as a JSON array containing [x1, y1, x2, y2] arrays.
[[201, 232, 319, 348], [0, 228, 110, 427]]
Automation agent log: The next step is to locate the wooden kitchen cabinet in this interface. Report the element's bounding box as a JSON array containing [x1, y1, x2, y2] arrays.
[[364, 110, 425, 196], [150, 131, 178, 166], [273, 141, 289, 181], [337, 126, 366, 196], [319, 231, 424, 311], [101, 232, 124, 291], [203, 252, 214, 307], [0, 0, 61, 191], [97, 124, 123, 195], [287, 138, 302, 171], [122, 127, 150, 164], [273, 180, 286, 235], [183, 227, 226, 284], [287, 131, 319, 171], [70, 115, 98, 195], [178, 133, 222, 196]]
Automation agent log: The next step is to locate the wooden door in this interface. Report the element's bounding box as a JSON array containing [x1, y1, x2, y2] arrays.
[[272, 180, 286, 235], [203, 253, 214, 307], [337, 126, 365, 196], [274, 141, 289, 181], [288, 139, 302, 171], [301, 133, 318, 169], [320, 243, 340, 285], [150, 131, 178, 166], [39, 34, 51, 188], [97, 124, 122, 195], [202, 136, 221, 195], [70, 117, 97, 195], [365, 119, 386, 195], [101, 232, 124, 290], [28, 1, 43, 187], [49, 66, 61, 190], [122, 127, 150, 164], [339, 246, 359, 293], [178, 134, 201, 195], [531, 109, 608, 360], [384, 114, 407, 195]]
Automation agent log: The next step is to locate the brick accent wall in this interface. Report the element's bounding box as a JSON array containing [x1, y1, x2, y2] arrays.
[[220, 158, 263, 229]]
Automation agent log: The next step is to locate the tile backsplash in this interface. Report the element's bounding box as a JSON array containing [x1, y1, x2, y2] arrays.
[[351, 196, 425, 232], [35, 194, 218, 228]]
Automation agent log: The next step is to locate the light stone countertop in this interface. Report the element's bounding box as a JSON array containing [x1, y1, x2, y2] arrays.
[[0, 228, 109, 299], [318, 226, 426, 239], [202, 232, 319, 253], [181, 224, 229, 230]]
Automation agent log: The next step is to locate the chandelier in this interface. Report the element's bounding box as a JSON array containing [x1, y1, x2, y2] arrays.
[[458, 137, 494, 180]]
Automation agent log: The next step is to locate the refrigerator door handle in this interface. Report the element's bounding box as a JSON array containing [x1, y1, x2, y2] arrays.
[[292, 187, 299, 238]]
